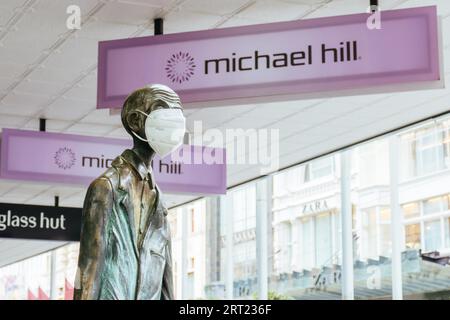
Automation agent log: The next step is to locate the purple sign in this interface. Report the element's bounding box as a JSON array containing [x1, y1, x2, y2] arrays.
[[97, 6, 440, 109], [0, 129, 226, 195]]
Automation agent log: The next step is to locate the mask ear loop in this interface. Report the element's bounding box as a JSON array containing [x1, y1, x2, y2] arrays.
[[130, 109, 150, 142]]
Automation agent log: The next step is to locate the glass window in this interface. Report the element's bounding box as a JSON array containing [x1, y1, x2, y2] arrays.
[[305, 156, 334, 182], [301, 217, 313, 270], [274, 222, 292, 273], [362, 208, 378, 260], [402, 202, 420, 219], [186, 272, 195, 299], [315, 213, 332, 267], [446, 217, 450, 248], [423, 196, 444, 215], [380, 208, 391, 222], [190, 208, 195, 233], [415, 129, 445, 176], [424, 220, 441, 252], [232, 186, 256, 233], [405, 223, 421, 250]]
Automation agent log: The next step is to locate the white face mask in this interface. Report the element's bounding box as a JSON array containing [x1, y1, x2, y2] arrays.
[[131, 108, 186, 157]]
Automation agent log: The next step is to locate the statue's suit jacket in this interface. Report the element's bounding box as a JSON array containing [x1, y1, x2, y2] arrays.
[[74, 149, 174, 300]]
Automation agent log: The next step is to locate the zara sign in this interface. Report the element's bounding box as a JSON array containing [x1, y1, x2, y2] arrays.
[[97, 6, 440, 109]]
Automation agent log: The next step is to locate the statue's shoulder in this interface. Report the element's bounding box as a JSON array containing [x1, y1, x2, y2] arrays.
[[97, 154, 134, 193]]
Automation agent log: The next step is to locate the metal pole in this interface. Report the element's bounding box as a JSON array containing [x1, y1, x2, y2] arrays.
[[256, 178, 269, 300], [49, 195, 59, 300], [50, 251, 57, 299], [340, 149, 354, 300], [389, 135, 403, 300], [223, 195, 234, 299], [181, 206, 188, 299]]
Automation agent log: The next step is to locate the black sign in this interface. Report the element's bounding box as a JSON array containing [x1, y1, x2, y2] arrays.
[[0, 202, 82, 241]]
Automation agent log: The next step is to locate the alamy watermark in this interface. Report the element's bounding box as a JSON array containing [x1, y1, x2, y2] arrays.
[[171, 120, 280, 175], [366, 5, 381, 30], [66, 5, 81, 30]]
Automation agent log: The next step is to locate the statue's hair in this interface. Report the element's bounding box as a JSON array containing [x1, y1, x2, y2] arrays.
[[121, 84, 181, 135]]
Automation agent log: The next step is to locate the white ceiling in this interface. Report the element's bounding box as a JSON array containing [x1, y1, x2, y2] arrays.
[[0, 0, 450, 266]]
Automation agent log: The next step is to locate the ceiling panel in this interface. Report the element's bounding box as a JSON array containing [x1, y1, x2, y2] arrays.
[[185, 0, 252, 15], [32, 0, 101, 16], [44, 97, 93, 121], [22, 118, 72, 132], [94, 1, 161, 25], [43, 37, 98, 71], [26, 65, 84, 87], [0, 181, 20, 195], [236, 0, 312, 21], [14, 80, 67, 97], [107, 126, 131, 139], [397, 0, 450, 16], [0, 103, 43, 117], [0, 77, 15, 92], [0, 114, 27, 127], [64, 83, 97, 101], [79, 109, 123, 126], [0, 1, 27, 26], [77, 20, 140, 41], [2, 92, 50, 109], [165, 10, 223, 33], [0, 61, 28, 79], [65, 122, 115, 135]]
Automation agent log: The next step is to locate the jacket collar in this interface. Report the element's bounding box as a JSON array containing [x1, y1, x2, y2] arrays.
[[120, 149, 152, 181]]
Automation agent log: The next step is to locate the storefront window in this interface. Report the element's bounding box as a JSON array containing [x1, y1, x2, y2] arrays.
[[416, 129, 445, 176], [168, 207, 182, 299], [402, 202, 420, 219], [424, 220, 442, 252], [230, 185, 257, 299], [423, 196, 446, 215], [446, 217, 450, 248], [351, 136, 394, 300], [400, 122, 450, 180], [270, 155, 341, 300], [300, 217, 313, 270], [305, 156, 334, 182], [315, 213, 333, 267], [405, 224, 421, 250], [361, 208, 378, 260]]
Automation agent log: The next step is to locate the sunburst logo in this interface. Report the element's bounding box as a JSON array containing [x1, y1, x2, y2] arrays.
[[165, 51, 196, 84], [54, 147, 76, 170]]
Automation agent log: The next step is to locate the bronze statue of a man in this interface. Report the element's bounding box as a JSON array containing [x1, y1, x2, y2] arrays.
[[74, 84, 185, 300]]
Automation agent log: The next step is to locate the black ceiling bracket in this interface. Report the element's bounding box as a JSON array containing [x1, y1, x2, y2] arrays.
[[39, 118, 46, 132], [370, 0, 379, 13], [154, 18, 163, 36]]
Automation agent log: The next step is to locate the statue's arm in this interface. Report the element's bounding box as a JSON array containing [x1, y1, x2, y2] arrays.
[[74, 177, 113, 300]]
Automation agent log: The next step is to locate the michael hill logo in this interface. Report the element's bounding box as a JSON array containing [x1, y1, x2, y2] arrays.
[[54, 147, 76, 170], [165, 51, 196, 83], [166, 41, 359, 83]]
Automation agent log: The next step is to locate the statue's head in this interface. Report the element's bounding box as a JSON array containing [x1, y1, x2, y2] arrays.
[[121, 84, 185, 157]]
